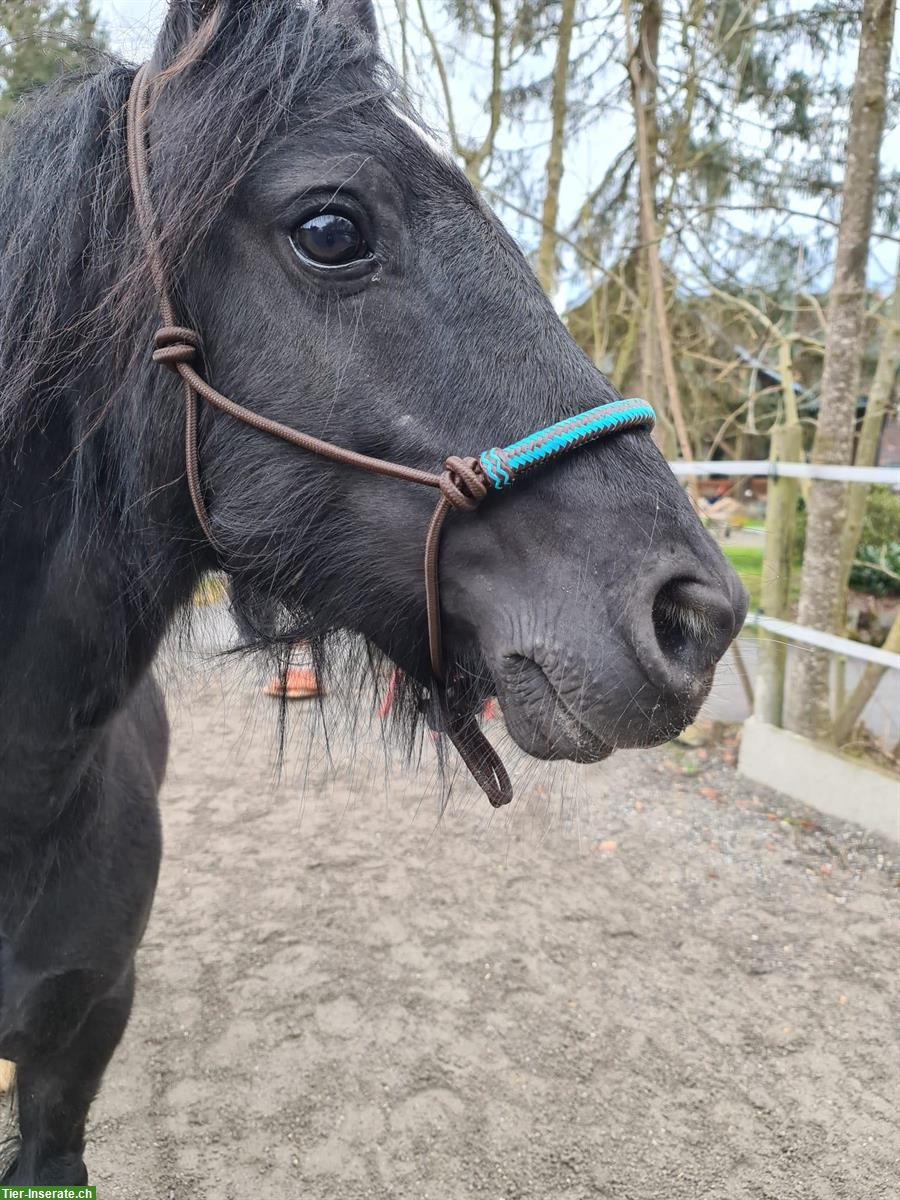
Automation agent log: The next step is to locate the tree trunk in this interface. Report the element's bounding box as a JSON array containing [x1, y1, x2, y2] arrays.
[[623, 0, 695, 474], [634, 0, 661, 416], [612, 293, 640, 390], [414, 0, 502, 189], [536, 0, 577, 296], [754, 423, 802, 726], [73, 1, 102, 43], [783, 0, 896, 739], [630, 0, 677, 456], [838, 261, 900, 595]]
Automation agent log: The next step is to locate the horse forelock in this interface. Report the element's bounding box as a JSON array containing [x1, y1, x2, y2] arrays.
[[0, 1, 394, 456]]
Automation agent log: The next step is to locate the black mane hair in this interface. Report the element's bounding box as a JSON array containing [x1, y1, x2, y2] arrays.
[[0, 4, 455, 773], [0, 2, 391, 448]]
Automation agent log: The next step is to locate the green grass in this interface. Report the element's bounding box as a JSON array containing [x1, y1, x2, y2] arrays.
[[722, 545, 764, 574], [193, 572, 228, 606], [723, 544, 764, 608], [721, 543, 803, 612]]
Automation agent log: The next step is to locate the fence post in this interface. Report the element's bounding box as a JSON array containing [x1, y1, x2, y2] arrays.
[[754, 424, 802, 726]]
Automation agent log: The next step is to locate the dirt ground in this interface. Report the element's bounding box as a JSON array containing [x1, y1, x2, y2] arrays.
[[80, 639, 899, 1200]]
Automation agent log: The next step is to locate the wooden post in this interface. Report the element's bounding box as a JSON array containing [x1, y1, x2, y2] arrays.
[[831, 608, 900, 747], [754, 423, 802, 726], [784, 0, 896, 739]]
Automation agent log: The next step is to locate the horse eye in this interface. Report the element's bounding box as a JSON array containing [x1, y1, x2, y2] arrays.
[[291, 212, 369, 267]]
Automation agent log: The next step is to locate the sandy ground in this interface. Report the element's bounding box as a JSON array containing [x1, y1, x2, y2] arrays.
[[64, 632, 900, 1199]]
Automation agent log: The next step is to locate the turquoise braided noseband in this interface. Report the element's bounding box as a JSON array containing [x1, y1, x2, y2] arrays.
[[425, 396, 656, 805], [478, 398, 656, 490], [428, 392, 656, 681]]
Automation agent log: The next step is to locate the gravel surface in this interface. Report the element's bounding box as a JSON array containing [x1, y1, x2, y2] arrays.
[[36, 640, 900, 1198]]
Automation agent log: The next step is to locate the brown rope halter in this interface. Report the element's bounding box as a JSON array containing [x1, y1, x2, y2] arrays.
[[125, 64, 656, 808], [125, 64, 511, 805]]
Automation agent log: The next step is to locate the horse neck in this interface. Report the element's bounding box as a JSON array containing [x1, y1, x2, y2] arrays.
[[0, 378, 203, 836]]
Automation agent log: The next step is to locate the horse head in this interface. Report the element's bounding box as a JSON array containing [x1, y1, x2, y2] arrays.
[[142, 0, 746, 774]]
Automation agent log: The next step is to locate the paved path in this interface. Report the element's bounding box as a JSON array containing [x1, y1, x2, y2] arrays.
[[702, 636, 900, 746], [50, 630, 900, 1198]]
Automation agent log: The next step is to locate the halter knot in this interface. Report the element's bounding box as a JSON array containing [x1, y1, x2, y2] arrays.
[[153, 326, 201, 371], [440, 456, 488, 512]]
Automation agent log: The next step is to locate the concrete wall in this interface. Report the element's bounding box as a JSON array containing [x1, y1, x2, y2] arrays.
[[738, 717, 900, 843]]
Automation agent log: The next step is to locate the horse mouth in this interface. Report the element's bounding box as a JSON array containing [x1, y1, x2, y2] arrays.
[[492, 654, 614, 763]]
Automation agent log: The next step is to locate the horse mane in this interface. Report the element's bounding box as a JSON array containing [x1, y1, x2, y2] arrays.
[[0, 3, 391, 451], [0, 6, 470, 784]]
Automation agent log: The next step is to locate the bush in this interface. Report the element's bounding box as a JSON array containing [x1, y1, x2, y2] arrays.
[[793, 496, 806, 565], [848, 542, 900, 597], [862, 486, 900, 547], [791, 487, 900, 595], [852, 487, 900, 597]]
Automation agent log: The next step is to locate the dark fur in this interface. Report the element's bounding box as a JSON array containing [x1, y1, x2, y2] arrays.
[[0, 0, 744, 1184]]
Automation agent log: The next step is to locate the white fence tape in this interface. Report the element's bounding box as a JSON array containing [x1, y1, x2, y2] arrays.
[[669, 460, 900, 485], [664, 458, 899, 671], [742, 613, 900, 670]]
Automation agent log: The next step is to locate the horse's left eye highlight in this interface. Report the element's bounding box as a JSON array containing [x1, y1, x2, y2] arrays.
[[291, 212, 370, 267]]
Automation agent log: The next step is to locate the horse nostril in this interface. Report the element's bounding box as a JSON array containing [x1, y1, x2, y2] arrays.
[[651, 577, 736, 675]]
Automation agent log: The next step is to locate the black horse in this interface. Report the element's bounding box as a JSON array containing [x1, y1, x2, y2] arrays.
[[0, 0, 745, 1185]]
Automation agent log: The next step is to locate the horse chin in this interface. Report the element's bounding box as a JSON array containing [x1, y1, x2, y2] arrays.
[[490, 654, 616, 764], [488, 648, 711, 764]]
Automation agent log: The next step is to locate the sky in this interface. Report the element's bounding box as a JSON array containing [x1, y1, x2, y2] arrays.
[[97, 0, 164, 55], [97, 1, 900, 298]]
